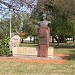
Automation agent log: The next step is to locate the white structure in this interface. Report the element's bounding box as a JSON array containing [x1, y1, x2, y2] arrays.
[[9, 35, 21, 50], [24, 36, 34, 41], [12, 47, 54, 57]]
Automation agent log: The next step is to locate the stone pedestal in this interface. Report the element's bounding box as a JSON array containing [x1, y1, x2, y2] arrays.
[[38, 27, 50, 57], [48, 47, 54, 57], [12, 47, 38, 56], [12, 47, 54, 57]]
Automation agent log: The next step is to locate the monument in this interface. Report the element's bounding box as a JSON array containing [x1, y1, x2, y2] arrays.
[[38, 14, 51, 57], [9, 35, 21, 51], [11, 14, 54, 58]]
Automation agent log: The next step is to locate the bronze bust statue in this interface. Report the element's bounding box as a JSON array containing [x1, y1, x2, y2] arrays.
[[39, 14, 51, 27]]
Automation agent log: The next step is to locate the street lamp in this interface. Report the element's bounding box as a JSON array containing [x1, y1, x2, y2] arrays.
[[9, 9, 11, 38], [19, 11, 24, 32]]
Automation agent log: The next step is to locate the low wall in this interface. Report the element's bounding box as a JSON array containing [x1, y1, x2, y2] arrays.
[[48, 47, 54, 57], [12, 47, 38, 56], [12, 47, 54, 57]]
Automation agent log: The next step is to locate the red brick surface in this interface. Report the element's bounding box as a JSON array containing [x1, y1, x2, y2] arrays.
[[0, 54, 69, 64]]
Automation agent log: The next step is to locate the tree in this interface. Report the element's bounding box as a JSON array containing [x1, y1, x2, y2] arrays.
[[11, 13, 21, 33], [23, 15, 37, 36], [31, 0, 75, 43], [0, 13, 21, 39], [0, 19, 10, 39], [0, 0, 37, 39]]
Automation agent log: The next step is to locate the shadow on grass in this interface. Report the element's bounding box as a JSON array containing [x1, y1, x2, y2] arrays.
[[62, 50, 75, 60], [68, 50, 75, 60], [50, 45, 75, 48]]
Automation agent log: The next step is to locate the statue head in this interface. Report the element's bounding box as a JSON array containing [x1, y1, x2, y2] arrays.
[[42, 14, 46, 20]]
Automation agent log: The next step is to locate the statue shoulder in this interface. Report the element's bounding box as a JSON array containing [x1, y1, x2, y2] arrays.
[[48, 21, 51, 24]]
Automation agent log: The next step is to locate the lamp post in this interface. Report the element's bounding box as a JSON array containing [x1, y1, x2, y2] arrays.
[[19, 11, 24, 32], [9, 9, 12, 38]]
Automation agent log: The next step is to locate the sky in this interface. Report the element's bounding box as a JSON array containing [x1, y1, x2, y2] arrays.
[[0, 0, 10, 20], [0, 0, 37, 20]]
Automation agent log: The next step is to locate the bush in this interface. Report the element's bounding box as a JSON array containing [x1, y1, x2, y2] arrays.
[[0, 37, 12, 56]]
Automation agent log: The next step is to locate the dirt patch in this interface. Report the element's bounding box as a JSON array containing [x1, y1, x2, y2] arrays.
[[0, 54, 69, 64]]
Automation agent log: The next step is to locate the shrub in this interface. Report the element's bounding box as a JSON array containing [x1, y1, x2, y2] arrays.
[[0, 37, 12, 56]]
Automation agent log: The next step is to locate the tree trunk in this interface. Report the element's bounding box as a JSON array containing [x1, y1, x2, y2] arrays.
[[52, 36, 54, 43], [34, 36, 36, 44], [30, 37, 32, 42], [21, 38, 24, 43], [73, 37, 74, 42]]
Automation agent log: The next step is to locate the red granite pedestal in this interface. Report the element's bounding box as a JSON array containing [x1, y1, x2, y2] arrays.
[[38, 27, 50, 57]]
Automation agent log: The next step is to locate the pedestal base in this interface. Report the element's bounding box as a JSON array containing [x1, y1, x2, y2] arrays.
[[38, 45, 48, 57]]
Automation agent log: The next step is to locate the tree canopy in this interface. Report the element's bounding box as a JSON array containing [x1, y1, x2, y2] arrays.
[[0, 0, 75, 38], [0, 0, 37, 38], [31, 0, 75, 37]]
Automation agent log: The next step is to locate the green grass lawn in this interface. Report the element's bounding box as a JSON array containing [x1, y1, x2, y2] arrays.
[[0, 61, 75, 75], [0, 43, 75, 75]]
